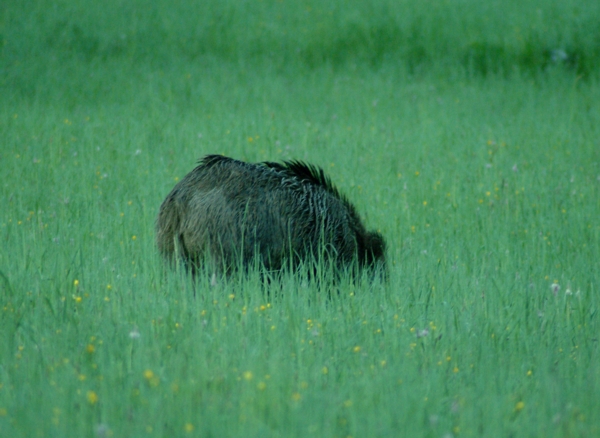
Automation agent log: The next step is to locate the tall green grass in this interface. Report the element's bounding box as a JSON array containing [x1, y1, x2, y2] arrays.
[[1, 0, 599, 436], [3, 0, 600, 80]]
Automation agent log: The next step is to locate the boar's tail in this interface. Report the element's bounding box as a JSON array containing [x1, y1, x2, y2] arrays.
[[156, 193, 185, 262]]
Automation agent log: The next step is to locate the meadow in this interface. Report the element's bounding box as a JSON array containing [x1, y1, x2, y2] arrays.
[[1, 0, 599, 436]]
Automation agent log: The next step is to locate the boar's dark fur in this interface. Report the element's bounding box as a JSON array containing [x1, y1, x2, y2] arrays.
[[156, 155, 386, 280]]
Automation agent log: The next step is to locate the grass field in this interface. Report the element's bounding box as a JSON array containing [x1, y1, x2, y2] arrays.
[[1, 0, 599, 436]]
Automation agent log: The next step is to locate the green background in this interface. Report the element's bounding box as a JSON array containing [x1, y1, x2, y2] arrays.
[[1, 0, 599, 436]]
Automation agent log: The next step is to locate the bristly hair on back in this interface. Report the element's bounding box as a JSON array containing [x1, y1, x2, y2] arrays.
[[281, 160, 341, 197], [263, 159, 355, 209], [197, 155, 355, 211], [198, 154, 234, 168]]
